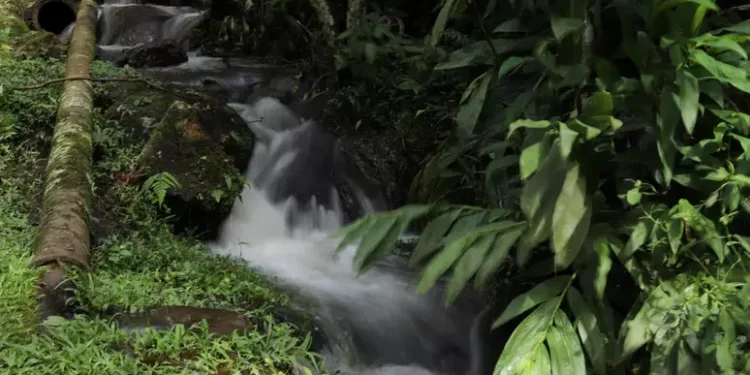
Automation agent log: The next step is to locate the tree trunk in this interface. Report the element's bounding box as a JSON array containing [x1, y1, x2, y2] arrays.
[[33, 0, 97, 316]]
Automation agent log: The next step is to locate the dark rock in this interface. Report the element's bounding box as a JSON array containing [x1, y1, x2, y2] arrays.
[[113, 40, 188, 68], [135, 100, 254, 239]]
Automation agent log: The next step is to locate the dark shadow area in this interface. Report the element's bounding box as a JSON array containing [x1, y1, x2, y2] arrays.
[[37, 1, 76, 35]]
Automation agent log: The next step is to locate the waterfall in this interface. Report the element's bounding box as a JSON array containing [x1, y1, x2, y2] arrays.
[[209, 98, 479, 375]]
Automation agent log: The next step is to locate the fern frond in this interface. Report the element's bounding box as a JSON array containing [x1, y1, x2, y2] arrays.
[[142, 172, 181, 207]]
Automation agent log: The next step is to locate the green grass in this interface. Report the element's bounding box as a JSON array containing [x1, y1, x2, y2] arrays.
[[0, 16, 326, 374]]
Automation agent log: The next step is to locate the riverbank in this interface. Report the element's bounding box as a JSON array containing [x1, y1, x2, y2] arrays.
[[0, 7, 325, 374]]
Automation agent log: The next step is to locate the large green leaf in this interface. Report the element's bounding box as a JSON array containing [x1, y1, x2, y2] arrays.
[[655, 0, 718, 15], [508, 119, 553, 138], [558, 123, 578, 159], [526, 344, 552, 375], [498, 56, 535, 79], [456, 71, 493, 138], [694, 35, 748, 59], [430, 0, 459, 46], [690, 49, 750, 93], [518, 141, 570, 265], [445, 233, 496, 305], [567, 287, 606, 374], [547, 311, 587, 375], [582, 91, 614, 117], [416, 232, 476, 295], [353, 206, 432, 272], [520, 132, 555, 180], [410, 208, 465, 266], [716, 310, 736, 372], [444, 221, 526, 304], [551, 163, 591, 269], [658, 85, 681, 186], [620, 218, 652, 260], [494, 299, 559, 375], [675, 70, 700, 135], [550, 15, 584, 42], [492, 275, 572, 328], [475, 224, 526, 286]]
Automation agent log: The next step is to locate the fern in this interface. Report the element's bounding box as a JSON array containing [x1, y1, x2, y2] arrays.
[[141, 172, 180, 208]]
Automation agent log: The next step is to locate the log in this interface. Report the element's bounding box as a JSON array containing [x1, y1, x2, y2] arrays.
[[33, 0, 98, 317]]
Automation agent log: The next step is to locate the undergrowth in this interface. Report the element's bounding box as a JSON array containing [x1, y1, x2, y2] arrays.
[[0, 13, 324, 374]]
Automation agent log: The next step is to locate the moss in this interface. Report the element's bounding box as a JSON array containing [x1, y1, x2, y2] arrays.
[[0, 45, 323, 374]]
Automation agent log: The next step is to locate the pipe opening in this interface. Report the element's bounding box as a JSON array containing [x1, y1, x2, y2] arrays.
[[37, 1, 77, 35]]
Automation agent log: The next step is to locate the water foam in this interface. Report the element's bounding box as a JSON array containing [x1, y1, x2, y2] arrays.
[[209, 99, 478, 374]]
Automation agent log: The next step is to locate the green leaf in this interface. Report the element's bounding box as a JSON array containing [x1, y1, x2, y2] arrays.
[[657, 86, 681, 186], [430, 0, 459, 46], [567, 118, 603, 140], [550, 15, 584, 42], [416, 233, 475, 294], [334, 216, 375, 251], [527, 344, 552, 375], [493, 18, 528, 33], [722, 19, 750, 35], [411, 208, 465, 265], [520, 132, 555, 180], [717, 310, 736, 371], [729, 133, 750, 160], [494, 299, 558, 375], [558, 123, 578, 159], [547, 311, 587, 375], [694, 35, 748, 59], [591, 237, 612, 301], [621, 219, 651, 259], [690, 49, 750, 93], [582, 91, 614, 117], [567, 288, 606, 374], [675, 70, 700, 134], [518, 141, 570, 265], [456, 71, 493, 138], [655, 0, 718, 15], [492, 275, 572, 328], [508, 119, 553, 138], [444, 221, 525, 303], [722, 183, 741, 212], [551, 163, 591, 269], [498, 56, 534, 79], [354, 206, 431, 272], [667, 219, 684, 254], [700, 80, 724, 108], [475, 224, 525, 286], [626, 188, 642, 205]]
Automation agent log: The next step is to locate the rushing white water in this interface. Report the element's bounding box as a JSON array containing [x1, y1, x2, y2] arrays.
[[209, 98, 479, 375]]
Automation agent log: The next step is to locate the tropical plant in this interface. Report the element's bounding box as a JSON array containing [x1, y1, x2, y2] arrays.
[[142, 172, 180, 209], [335, 0, 750, 373]]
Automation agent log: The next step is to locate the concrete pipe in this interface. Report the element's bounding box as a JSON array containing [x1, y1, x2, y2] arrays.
[[22, 0, 79, 35]]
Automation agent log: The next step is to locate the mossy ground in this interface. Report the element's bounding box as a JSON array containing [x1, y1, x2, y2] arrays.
[[0, 13, 324, 375]]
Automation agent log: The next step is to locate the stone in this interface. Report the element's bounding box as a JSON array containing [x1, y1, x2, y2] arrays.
[[113, 40, 188, 68], [135, 100, 253, 238]]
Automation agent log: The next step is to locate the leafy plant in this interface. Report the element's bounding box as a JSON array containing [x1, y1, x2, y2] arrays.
[[141, 172, 181, 209], [336, 0, 750, 373]]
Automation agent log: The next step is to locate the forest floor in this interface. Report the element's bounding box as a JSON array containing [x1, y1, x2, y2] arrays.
[[0, 5, 325, 375]]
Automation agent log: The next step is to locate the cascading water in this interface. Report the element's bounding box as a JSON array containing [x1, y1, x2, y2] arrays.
[[88, 2, 493, 373], [209, 98, 482, 375]]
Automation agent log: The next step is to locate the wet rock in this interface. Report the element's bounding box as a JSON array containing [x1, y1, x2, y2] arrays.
[[114, 40, 188, 68], [137, 101, 252, 237]]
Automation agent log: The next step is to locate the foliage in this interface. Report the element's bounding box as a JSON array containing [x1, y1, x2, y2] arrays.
[[336, 0, 750, 373], [142, 172, 181, 209], [0, 40, 324, 373]]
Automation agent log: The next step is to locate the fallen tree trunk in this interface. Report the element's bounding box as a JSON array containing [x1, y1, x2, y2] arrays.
[[33, 0, 98, 318]]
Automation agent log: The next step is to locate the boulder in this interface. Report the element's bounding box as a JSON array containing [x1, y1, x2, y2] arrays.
[[98, 85, 254, 239], [114, 40, 188, 68]]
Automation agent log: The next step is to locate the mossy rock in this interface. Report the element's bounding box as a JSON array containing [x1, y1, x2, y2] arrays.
[[137, 101, 253, 238], [104, 85, 254, 172]]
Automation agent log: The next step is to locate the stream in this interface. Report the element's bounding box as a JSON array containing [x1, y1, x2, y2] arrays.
[[86, 1, 492, 374]]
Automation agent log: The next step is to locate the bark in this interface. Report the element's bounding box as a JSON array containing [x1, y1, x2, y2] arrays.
[[33, 0, 98, 271]]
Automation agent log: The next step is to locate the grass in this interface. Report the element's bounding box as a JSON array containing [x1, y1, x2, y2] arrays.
[[0, 14, 326, 375]]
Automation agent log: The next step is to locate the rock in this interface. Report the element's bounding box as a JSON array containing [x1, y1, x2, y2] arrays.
[[114, 40, 188, 68], [101, 87, 254, 238]]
